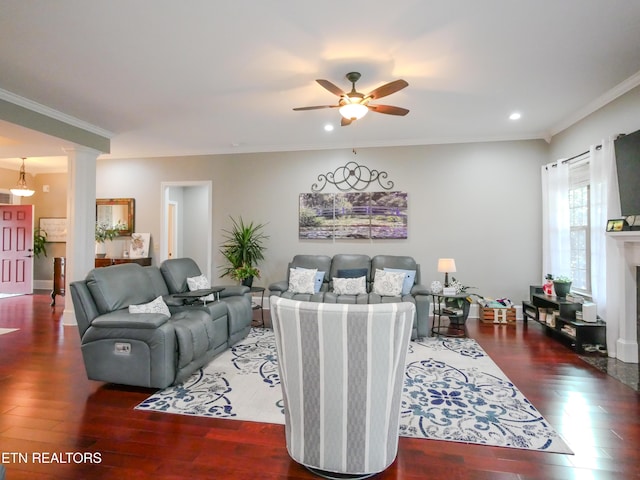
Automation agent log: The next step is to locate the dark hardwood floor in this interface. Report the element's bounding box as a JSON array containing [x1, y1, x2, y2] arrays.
[[0, 292, 638, 480]]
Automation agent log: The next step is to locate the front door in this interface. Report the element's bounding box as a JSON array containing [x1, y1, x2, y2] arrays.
[[0, 205, 34, 294]]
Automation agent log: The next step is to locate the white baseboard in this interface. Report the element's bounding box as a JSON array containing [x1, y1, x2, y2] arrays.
[[34, 280, 53, 291], [260, 299, 523, 320]]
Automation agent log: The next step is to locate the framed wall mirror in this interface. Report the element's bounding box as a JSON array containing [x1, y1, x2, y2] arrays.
[[96, 198, 135, 236]]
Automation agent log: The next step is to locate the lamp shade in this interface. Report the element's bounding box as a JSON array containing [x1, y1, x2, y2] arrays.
[[339, 102, 368, 120], [437, 258, 457, 273]]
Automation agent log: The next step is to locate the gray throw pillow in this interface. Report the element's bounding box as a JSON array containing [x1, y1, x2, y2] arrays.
[[337, 268, 368, 279]]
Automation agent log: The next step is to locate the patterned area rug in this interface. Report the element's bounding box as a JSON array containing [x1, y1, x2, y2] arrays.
[[136, 328, 572, 454]]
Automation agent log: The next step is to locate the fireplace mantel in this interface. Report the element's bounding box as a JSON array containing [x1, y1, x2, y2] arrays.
[[607, 231, 639, 363], [608, 230, 640, 244]]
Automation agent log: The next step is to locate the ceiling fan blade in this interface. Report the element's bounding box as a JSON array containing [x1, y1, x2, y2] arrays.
[[367, 79, 409, 100], [316, 79, 345, 97], [341, 117, 353, 127], [293, 105, 338, 111], [368, 104, 409, 116]]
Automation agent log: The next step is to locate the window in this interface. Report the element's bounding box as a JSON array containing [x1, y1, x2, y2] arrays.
[[568, 159, 590, 294]]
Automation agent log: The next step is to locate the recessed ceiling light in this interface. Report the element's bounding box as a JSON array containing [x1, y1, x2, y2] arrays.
[[509, 112, 521, 120], [324, 124, 334, 132]]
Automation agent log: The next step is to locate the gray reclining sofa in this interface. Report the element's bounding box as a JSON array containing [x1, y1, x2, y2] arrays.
[[70, 258, 252, 389], [268, 254, 431, 339]]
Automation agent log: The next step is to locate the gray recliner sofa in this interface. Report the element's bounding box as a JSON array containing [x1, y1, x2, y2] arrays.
[[70, 259, 252, 389], [268, 254, 431, 339]]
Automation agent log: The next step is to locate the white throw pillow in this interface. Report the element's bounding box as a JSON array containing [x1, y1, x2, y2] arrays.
[[332, 276, 367, 295], [129, 296, 171, 317], [187, 274, 214, 302], [288, 267, 317, 294], [383, 268, 416, 295], [373, 269, 406, 297], [296, 267, 325, 293]]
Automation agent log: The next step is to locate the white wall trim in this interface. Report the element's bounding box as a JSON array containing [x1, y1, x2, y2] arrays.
[[549, 70, 640, 137], [0, 87, 113, 138], [34, 280, 53, 291]]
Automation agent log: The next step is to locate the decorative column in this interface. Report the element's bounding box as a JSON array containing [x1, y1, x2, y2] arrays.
[[61, 147, 99, 326]]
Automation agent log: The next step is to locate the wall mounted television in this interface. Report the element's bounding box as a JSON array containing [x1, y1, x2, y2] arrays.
[[614, 128, 640, 218]]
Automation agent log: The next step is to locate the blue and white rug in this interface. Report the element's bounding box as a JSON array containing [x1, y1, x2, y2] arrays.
[[136, 328, 572, 454]]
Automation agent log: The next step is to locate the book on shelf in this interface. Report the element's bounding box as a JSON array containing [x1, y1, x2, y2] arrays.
[[566, 294, 584, 304]]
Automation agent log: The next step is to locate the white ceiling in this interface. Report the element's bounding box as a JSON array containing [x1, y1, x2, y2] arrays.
[[1, 0, 640, 173]]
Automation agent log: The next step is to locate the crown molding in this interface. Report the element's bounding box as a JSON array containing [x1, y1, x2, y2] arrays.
[[100, 132, 549, 160], [549, 70, 640, 138], [0, 88, 113, 138]]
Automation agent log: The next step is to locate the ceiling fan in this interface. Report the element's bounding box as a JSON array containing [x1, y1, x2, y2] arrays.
[[293, 72, 409, 126]]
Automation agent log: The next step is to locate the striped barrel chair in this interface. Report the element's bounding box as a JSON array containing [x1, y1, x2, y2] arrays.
[[270, 297, 414, 479]]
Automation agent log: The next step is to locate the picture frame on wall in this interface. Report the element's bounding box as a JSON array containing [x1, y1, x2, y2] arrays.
[[298, 191, 408, 240], [606, 218, 629, 232], [39, 217, 67, 243]]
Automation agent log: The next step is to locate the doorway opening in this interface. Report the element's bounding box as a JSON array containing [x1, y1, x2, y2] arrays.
[[160, 181, 213, 281]]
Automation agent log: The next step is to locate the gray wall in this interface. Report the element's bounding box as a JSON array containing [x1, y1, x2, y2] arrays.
[[550, 84, 640, 159], [96, 139, 548, 303]]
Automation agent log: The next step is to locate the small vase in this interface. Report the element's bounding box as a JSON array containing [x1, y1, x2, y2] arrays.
[[95, 242, 106, 258], [241, 276, 254, 288]]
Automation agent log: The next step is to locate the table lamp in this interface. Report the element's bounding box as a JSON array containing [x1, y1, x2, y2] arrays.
[[437, 258, 456, 287]]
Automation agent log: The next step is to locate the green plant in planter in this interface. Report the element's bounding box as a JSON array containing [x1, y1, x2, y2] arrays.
[[219, 216, 268, 283], [446, 277, 476, 309], [231, 264, 261, 286], [552, 275, 572, 297], [553, 275, 572, 283], [95, 222, 125, 243], [33, 228, 47, 258]]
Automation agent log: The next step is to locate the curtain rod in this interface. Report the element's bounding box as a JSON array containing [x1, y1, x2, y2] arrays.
[[549, 144, 601, 168], [549, 133, 629, 168]]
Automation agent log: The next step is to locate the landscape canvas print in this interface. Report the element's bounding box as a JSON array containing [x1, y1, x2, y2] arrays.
[[299, 191, 407, 240]]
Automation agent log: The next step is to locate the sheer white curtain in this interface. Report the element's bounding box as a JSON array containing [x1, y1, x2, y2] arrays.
[[590, 138, 622, 356], [541, 161, 570, 281]]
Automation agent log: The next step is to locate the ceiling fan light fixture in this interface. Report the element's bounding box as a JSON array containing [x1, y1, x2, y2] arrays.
[[339, 102, 368, 120], [10, 158, 35, 197]]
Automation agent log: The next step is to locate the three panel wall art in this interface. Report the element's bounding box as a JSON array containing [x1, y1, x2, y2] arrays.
[[299, 191, 407, 240]]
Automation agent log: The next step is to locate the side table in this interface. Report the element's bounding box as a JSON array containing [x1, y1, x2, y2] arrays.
[[430, 292, 471, 338], [250, 286, 265, 327]]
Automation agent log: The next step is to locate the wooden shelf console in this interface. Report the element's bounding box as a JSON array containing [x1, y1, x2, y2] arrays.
[[522, 286, 606, 353], [95, 257, 152, 268]]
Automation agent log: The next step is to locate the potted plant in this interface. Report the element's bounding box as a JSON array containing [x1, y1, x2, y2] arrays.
[[552, 275, 572, 298], [231, 264, 261, 287], [444, 277, 475, 319], [219, 216, 268, 287], [33, 228, 47, 258], [95, 222, 125, 258]]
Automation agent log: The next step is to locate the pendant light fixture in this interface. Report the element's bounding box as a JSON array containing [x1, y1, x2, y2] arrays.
[[10, 158, 35, 197]]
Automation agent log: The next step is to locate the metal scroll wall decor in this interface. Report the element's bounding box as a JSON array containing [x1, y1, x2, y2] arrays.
[[302, 156, 406, 240], [311, 159, 393, 192]]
